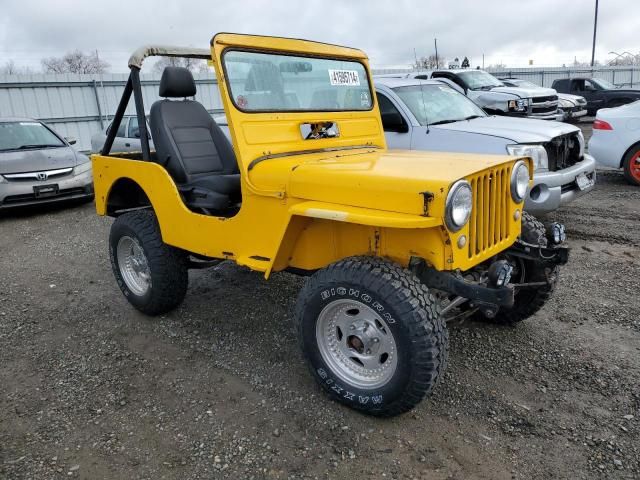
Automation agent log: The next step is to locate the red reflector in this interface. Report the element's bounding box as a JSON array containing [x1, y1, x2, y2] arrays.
[[593, 119, 613, 130]]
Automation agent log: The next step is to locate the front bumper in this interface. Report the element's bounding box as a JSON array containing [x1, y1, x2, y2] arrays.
[[0, 168, 94, 210], [562, 108, 588, 120], [525, 155, 597, 214], [416, 237, 569, 309]]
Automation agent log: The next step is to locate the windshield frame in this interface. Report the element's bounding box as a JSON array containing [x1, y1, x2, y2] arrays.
[[220, 47, 375, 114], [391, 83, 487, 127], [0, 121, 66, 153]]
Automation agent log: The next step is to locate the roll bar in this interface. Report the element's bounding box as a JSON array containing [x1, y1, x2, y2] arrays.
[[102, 45, 212, 160]]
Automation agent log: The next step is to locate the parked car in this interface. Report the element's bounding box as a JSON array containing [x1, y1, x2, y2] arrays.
[[401, 69, 562, 120], [374, 78, 596, 214], [91, 115, 152, 153], [93, 36, 568, 416], [552, 78, 640, 116], [0, 117, 93, 210], [588, 100, 640, 185], [500, 78, 587, 122]]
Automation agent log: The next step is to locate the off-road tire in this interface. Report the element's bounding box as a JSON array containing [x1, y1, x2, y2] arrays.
[[481, 212, 558, 325], [296, 256, 448, 417], [109, 210, 188, 315], [622, 144, 640, 186]]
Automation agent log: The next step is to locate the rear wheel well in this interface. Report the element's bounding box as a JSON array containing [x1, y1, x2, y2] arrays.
[[106, 178, 151, 216], [620, 141, 640, 168]]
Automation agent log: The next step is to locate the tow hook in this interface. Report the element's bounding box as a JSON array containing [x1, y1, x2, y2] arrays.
[[547, 222, 566, 245], [488, 260, 513, 288]]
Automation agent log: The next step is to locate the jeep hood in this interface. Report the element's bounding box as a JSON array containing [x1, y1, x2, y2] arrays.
[[285, 149, 515, 216], [433, 116, 579, 143], [489, 86, 557, 99], [0, 146, 78, 175]]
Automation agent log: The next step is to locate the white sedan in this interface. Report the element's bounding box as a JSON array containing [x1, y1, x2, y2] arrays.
[[589, 100, 640, 185]]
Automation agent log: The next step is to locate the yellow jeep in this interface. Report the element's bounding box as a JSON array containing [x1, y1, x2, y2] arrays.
[[92, 33, 568, 416]]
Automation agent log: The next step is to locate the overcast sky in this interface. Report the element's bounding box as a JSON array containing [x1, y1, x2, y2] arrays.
[[1, 0, 639, 72]]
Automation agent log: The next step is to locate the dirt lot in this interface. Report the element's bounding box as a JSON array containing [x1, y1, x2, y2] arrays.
[[1, 137, 639, 479]]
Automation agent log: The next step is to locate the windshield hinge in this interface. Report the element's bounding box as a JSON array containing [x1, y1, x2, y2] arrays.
[[420, 191, 434, 217]]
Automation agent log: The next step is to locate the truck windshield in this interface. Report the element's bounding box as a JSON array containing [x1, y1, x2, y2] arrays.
[[457, 71, 504, 90], [510, 79, 540, 89], [0, 121, 65, 152], [591, 78, 617, 90], [222, 50, 373, 112], [393, 84, 486, 126]]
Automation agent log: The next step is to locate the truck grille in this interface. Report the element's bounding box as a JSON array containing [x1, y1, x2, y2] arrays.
[[544, 133, 582, 171], [531, 95, 559, 114], [467, 165, 512, 259]]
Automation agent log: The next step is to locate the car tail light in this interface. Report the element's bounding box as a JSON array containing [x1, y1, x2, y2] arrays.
[[593, 119, 613, 130]]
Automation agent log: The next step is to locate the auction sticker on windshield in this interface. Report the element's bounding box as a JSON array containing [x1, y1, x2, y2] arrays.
[[328, 70, 360, 86]]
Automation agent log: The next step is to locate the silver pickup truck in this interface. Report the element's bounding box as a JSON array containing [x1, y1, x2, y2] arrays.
[[384, 69, 563, 121], [374, 77, 596, 214]]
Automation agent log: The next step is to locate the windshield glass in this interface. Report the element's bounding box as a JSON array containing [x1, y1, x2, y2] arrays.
[[592, 78, 617, 90], [393, 84, 486, 126], [457, 71, 504, 90], [223, 50, 373, 112], [509, 79, 539, 88], [0, 121, 65, 152]]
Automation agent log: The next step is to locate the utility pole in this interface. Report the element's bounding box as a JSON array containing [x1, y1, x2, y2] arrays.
[[590, 0, 599, 67], [482, 54, 485, 69], [434, 38, 439, 68]]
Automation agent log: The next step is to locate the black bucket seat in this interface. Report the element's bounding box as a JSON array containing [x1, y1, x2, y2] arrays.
[[149, 66, 240, 212]]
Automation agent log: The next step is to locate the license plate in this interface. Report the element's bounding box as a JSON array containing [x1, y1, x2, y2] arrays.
[[34, 184, 59, 197], [576, 173, 592, 191]]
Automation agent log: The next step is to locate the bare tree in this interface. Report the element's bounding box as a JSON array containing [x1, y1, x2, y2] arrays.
[[572, 58, 601, 68], [608, 53, 640, 66], [461, 56, 470, 68], [152, 56, 207, 74], [41, 50, 109, 74], [413, 54, 445, 70], [0, 60, 32, 75]]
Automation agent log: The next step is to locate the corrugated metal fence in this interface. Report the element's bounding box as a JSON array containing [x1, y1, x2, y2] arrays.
[[0, 72, 223, 152], [1, 66, 639, 152]]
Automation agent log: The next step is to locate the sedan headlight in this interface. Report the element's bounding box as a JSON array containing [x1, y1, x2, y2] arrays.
[[506, 144, 548, 171], [508, 98, 530, 112], [445, 180, 472, 232], [74, 155, 93, 175], [510, 160, 530, 203]]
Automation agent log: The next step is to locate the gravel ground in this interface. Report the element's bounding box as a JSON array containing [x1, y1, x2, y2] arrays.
[[1, 143, 639, 479]]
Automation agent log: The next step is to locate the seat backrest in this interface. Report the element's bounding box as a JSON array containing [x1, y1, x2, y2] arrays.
[[150, 67, 238, 184]]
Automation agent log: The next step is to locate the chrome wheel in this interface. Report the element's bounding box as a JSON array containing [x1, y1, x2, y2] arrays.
[[116, 235, 151, 296], [316, 299, 398, 389]]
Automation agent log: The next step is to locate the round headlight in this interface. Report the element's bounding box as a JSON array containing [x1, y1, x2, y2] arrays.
[[446, 180, 472, 232], [511, 160, 529, 203]]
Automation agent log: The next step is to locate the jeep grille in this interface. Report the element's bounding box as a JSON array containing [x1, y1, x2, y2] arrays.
[[467, 165, 512, 259]]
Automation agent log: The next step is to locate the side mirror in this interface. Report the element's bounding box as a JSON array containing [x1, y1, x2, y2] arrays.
[[382, 112, 409, 133], [65, 136, 77, 145]]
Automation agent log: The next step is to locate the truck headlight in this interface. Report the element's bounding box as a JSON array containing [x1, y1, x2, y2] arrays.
[[577, 131, 585, 158], [506, 144, 548, 171], [558, 98, 574, 108], [508, 98, 529, 112], [510, 160, 530, 203], [445, 180, 472, 232]]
